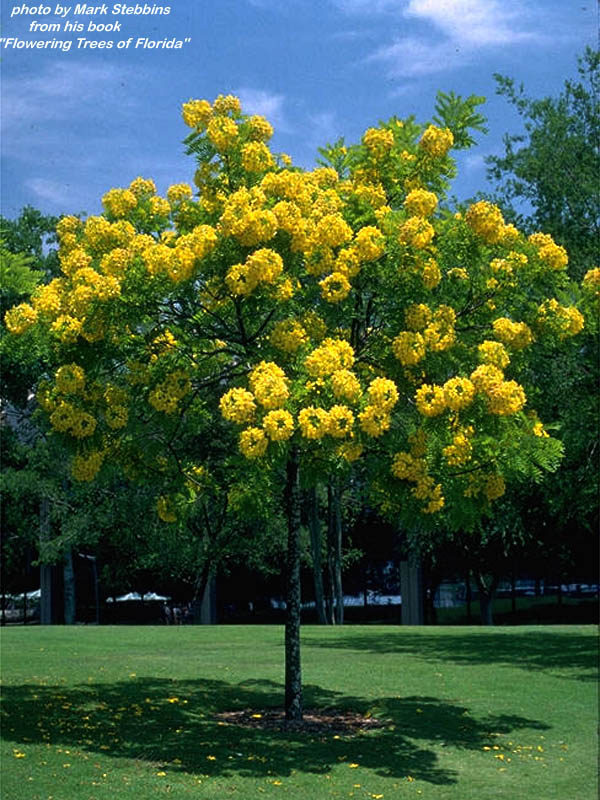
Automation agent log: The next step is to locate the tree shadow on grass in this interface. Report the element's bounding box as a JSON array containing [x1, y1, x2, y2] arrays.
[[0, 677, 548, 785], [302, 628, 599, 682]]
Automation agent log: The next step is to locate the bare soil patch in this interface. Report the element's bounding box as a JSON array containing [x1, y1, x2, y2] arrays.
[[214, 708, 384, 735]]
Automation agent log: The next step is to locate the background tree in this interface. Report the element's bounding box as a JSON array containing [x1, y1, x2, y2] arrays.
[[486, 47, 599, 281], [482, 47, 600, 606]]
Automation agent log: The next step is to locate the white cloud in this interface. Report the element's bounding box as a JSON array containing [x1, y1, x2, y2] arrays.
[[404, 0, 538, 47], [370, 36, 464, 78], [25, 178, 89, 211], [233, 87, 290, 132], [463, 153, 486, 172], [335, 0, 544, 79]]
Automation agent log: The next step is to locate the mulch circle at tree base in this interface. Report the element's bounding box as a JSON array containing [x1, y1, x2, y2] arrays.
[[213, 708, 385, 734]]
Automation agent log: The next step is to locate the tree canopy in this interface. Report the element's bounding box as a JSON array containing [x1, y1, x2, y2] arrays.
[[3, 90, 591, 715]]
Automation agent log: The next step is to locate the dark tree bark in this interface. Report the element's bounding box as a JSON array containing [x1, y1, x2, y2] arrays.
[[307, 487, 327, 624], [63, 549, 76, 625], [327, 482, 344, 625], [475, 572, 500, 626], [284, 448, 303, 721], [465, 572, 473, 623]]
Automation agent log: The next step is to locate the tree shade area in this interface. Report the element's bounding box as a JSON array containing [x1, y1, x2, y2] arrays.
[[1, 625, 598, 800], [1, 59, 598, 720]]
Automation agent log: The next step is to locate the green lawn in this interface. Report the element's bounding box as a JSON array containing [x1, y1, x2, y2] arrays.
[[1, 625, 597, 799]]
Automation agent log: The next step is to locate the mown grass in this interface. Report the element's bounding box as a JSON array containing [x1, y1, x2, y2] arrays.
[[1, 625, 597, 799]]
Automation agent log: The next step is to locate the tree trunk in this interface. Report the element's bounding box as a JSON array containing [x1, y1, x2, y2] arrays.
[[510, 568, 517, 616], [284, 448, 303, 721], [475, 572, 499, 626], [63, 549, 76, 625], [465, 571, 472, 623], [307, 487, 327, 624], [327, 482, 344, 625], [39, 498, 53, 625], [192, 559, 212, 623]]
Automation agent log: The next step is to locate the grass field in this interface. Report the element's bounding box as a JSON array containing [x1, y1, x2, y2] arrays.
[[1, 625, 597, 799]]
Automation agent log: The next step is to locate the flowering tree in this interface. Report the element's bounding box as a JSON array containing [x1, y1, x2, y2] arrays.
[[5, 92, 589, 720]]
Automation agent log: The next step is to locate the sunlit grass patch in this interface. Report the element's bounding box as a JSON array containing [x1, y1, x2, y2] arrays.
[[1, 625, 597, 799]]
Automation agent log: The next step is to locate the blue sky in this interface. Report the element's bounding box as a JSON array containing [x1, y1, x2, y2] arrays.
[[0, 0, 596, 219]]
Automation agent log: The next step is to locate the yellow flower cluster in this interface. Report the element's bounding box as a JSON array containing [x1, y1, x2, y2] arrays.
[[391, 451, 427, 482], [358, 404, 391, 438], [465, 472, 506, 502], [226, 248, 283, 296], [149, 371, 192, 414], [470, 364, 526, 416], [298, 406, 330, 439], [319, 272, 352, 303], [465, 201, 512, 245], [419, 125, 454, 158], [249, 361, 289, 409], [239, 427, 269, 458], [362, 127, 395, 158], [398, 216, 435, 249], [157, 495, 177, 523], [181, 98, 213, 129], [331, 368, 362, 401], [105, 405, 128, 429], [492, 317, 534, 350], [443, 377, 475, 411], [582, 267, 600, 299], [405, 303, 432, 331], [263, 408, 295, 441], [4, 303, 38, 334], [478, 340, 510, 369], [328, 405, 355, 438], [102, 188, 137, 218], [219, 387, 256, 424], [241, 141, 275, 173], [421, 257, 442, 289], [423, 305, 456, 352], [392, 331, 426, 366], [311, 213, 353, 249], [415, 384, 446, 417], [305, 338, 354, 378], [528, 232, 568, 270], [55, 363, 86, 394], [219, 187, 278, 247], [353, 182, 387, 210], [443, 427, 474, 466], [207, 116, 239, 152], [404, 189, 438, 217], [270, 318, 308, 353], [536, 299, 584, 338], [247, 114, 274, 142], [367, 377, 399, 410], [129, 176, 157, 198], [50, 401, 97, 438], [391, 448, 444, 514], [71, 450, 104, 482], [167, 183, 193, 205], [353, 226, 385, 261], [83, 217, 136, 255]]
